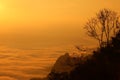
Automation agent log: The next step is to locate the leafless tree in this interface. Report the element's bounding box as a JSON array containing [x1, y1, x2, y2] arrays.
[[84, 9, 120, 48]]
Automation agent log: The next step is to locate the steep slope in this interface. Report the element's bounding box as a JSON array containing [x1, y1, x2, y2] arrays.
[[47, 31, 120, 80]]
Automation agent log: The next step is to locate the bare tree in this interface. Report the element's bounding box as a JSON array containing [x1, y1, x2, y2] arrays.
[[84, 9, 120, 48]]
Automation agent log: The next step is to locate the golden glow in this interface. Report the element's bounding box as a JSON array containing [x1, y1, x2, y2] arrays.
[[0, 1, 119, 79], [0, 3, 6, 17], [0, 0, 119, 49], [0, 4, 4, 10]]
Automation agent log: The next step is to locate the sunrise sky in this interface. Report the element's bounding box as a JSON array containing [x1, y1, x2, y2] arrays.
[[0, 0, 120, 49]]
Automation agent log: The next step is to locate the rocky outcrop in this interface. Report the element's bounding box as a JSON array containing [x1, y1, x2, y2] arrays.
[[31, 31, 120, 80], [47, 53, 82, 80], [47, 31, 120, 80]]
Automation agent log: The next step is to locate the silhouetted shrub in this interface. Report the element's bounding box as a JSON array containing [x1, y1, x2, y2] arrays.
[[69, 30, 120, 80], [31, 30, 120, 80]]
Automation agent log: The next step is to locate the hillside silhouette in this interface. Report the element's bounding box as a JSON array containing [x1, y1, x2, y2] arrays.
[[30, 9, 120, 80], [45, 30, 120, 80], [30, 30, 120, 80], [69, 30, 120, 80]]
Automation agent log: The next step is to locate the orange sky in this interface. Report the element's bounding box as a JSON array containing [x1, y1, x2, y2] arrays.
[[0, 0, 120, 49]]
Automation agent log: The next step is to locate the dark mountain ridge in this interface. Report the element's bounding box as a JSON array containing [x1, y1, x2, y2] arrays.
[[31, 31, 120, 80]]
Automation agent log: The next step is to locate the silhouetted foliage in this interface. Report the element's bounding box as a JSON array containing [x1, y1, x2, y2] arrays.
[[84, 9, 120, 48], [30, 9, 120, 80], [69, 29, 120, 80], [47, 21, 120, 80]]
